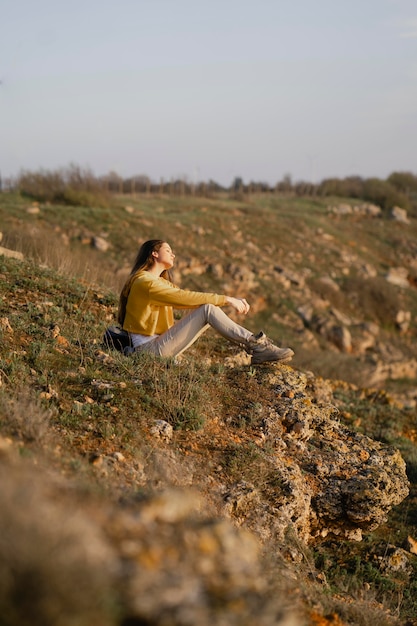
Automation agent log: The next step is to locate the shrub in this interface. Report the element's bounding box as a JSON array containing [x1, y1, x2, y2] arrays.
[[0, 389, 51, 443], [362, 178, 410, 211], [17, 164, 111, 207]]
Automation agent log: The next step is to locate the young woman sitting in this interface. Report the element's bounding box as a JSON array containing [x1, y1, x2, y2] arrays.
[[118, 239, 294, 365]]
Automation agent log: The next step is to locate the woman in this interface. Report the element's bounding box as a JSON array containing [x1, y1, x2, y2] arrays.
[[118, 239, 294, 365]]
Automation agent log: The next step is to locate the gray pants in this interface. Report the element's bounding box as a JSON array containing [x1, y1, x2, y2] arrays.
[[136, 304, 253, 358]]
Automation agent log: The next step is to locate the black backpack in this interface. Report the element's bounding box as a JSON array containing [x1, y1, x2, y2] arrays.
[[102, 326, 133, 354]]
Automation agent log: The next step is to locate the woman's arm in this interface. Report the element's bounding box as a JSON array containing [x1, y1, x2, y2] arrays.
[[148, 276, 227, 308], [140, 274, 250, 314]]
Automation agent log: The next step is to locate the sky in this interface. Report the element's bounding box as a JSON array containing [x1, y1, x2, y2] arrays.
[[1, 0, 417, 186]]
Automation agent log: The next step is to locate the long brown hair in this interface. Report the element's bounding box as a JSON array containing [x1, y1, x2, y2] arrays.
[[118, 239, 170, 326]]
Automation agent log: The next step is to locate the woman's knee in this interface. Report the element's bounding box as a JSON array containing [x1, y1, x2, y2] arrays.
[[201, 303, 216, 313], [200, 303, 218, 320]]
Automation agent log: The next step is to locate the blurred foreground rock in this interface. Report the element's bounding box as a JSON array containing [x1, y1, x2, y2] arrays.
[[0, 452, 298, 626]]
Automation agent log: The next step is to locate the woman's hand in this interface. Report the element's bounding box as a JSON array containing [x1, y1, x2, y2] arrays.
[[226, 296, 250, 314]]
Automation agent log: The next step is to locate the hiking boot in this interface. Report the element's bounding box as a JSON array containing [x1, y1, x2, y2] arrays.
[[246, 331, 294, 365]]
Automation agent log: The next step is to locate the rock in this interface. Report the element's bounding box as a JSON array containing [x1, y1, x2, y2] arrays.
[[358, 263, 377, 278], [385, 267, 409, 288], [0, 465, 115, 626], [224, 351, 251, 368], [176, 257, 206, 276], [329, 203, 381, 217], [325, 324, 352, 352], [92, 236, 110, 252], [405, 535, 417, 555], [0, 436, 14, 460], [0, 246, 24, 261], [331, 307, 352, 326], [318, 276, 340, 291], [150, 420, 173, 443], [330, 203, 353, 215], [223, 366, 409, 544], [226, 263, 258, 290], [191, 225, 206, 236], [298, 306, 352, 352], [390, 206, 409, 224], [26, 205, 40, 214], [350, 322, 379, 354], [316, 228, 334, 241], [395, 310, 411, 333], [112, 489, 296, 625], [363, 358, 417, 386], [379, 547, 412, 574], [274, 265, 305, 288], [55, 335, 69, 348], [0, 317, 14, 333], [360, 203, 382, 217], [207, 263, 224, 278]]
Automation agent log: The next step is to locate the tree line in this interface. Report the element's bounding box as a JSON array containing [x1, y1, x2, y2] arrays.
[[1, 165, 416, 214]]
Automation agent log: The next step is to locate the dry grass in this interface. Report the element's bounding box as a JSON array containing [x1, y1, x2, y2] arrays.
[[0, 390, 51, 444], [1, 190, 417, 625]]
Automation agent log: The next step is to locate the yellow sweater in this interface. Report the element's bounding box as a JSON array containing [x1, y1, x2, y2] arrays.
[[123, 270, 228, 335]]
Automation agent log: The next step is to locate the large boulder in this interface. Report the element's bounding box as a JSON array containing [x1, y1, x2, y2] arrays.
[[222, 366, 409, 544]]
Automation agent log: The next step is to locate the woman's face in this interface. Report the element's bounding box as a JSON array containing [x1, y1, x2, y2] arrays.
[[153, 242, 175, 269]]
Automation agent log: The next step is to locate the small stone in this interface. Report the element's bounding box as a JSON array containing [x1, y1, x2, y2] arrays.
[[0, 317, 13, 333], [385, 267, 409, 288], [55, 335, 69, 347], [406, 535, 417, 555], [150, 420, 173, 443], [0, 246, 24, 260], [390, 206, 409, 224], [92, 236, 110, 252], [27, 205, 40, 214]]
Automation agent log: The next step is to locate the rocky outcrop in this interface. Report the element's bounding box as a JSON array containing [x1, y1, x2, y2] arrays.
[[221, 366, 409, 544], [0, 446, 297, 626], [362, 356, 417, 387], [108, 489, 297, 626]]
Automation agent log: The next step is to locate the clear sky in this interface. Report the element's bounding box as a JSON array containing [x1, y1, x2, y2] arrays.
[[1, 0, 416, 186]]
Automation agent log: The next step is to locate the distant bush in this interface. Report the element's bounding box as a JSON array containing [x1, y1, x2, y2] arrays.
[[318, 175, 410, 211], [388, 171, 417, 216], [319, 176, 365, 199], [362, 177, 410, 212], [17, 164, 111, 207], [387, 171, 417, 194]]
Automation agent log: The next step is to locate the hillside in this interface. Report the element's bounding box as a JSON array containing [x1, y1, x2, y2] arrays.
[[1, 192, 417, 626]]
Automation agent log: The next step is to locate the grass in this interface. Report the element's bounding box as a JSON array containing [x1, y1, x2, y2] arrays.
[[1, 190, 417, 625]]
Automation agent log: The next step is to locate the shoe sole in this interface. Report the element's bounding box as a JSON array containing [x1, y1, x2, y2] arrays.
[[251, 350, 294, 365]]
